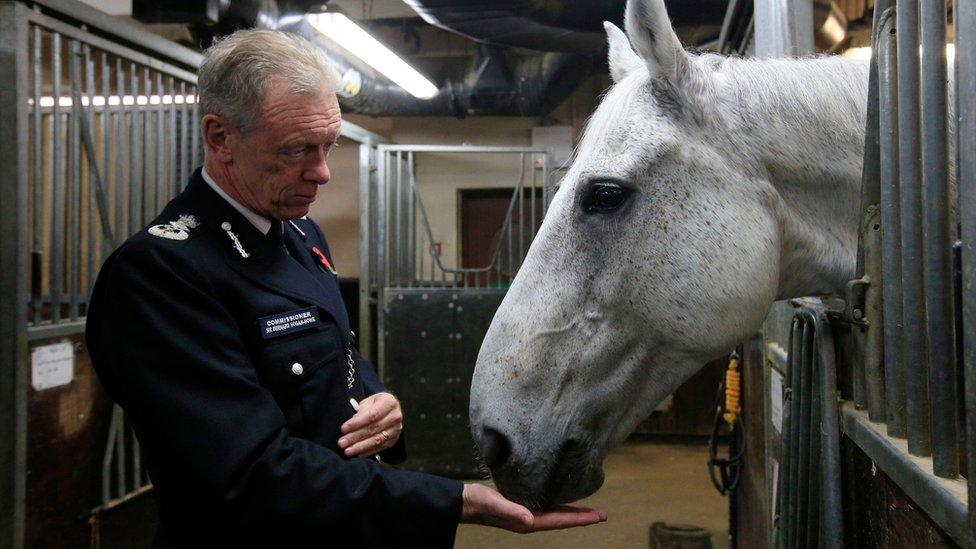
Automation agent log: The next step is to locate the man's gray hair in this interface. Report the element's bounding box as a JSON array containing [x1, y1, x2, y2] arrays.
[[198, 29, 341, 134]]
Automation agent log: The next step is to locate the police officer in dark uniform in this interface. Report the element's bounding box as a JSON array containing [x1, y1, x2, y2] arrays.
[[86, 28, 606, 548]]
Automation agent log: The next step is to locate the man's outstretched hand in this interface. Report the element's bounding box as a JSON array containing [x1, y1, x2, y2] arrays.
[[460, 483, 606, 533]]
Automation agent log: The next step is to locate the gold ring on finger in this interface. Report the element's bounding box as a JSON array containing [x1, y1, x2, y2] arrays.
[[381, 430, 390, 442]]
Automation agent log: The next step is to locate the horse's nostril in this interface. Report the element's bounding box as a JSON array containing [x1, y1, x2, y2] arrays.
[[481, 427, 512, 470]]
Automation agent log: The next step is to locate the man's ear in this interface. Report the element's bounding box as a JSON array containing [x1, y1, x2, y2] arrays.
[[605, 21, 643, 83], [624, 0, 690, 85], [202, 114, 234, 163]]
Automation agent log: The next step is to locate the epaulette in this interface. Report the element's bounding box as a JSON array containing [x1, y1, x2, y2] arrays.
[[147, 214, 201, 241]]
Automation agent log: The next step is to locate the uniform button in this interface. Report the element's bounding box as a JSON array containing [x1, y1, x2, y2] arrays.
[[291, 362, 303, 375], [221, 222, 231, 231]]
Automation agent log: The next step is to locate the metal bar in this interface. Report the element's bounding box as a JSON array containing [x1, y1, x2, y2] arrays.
[[842, 404, 969, 546], [115, 407, 126, 498], [392, 152, 403, 287], [542, 153, 550, 213], [530, 157, 537, 242], [920, 0, 959, 478], [68, 39, 80, 320], [801, 307, 843, 549], [407, 152, 415, 286], [0, 3, 32, 544], [804, 315, 822, 548], [956, 0, 976, 538], [143, 67, 151, 223], [376, 152, 387, 289], [114, 57, 124, 241], [26, 320, 86, 340], [782, 318, 802, 548], [416, 166, 424, 287], [100, 405, 120, 503], [179, 81, 188, 189], [190, 89, 200, 170], [132, 432, 141, 492], [377, 145, 547, 154], [793, 320, 814, 547], [129, 62, 139, 235], [878, 8, 907, 438], [897, 0, 932, 456], [168, 76, 176, 199], [155, 71, 164, 213], [100, 49, 110, 260], [31, 24, 42, 326], [85, 43, 95, 297], [358, 144, 373, 360], [51, 31, 63, 324], [854, 0, 891, 419], [518, 153, 525, 274]]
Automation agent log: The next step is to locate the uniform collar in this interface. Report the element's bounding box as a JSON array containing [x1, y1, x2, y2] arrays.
[[201, 167, 273, 236]]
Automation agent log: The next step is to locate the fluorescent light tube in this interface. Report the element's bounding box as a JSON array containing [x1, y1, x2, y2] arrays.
[[308, 12, 439, 100]]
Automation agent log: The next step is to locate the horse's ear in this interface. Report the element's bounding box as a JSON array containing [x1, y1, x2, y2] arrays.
[[624, 0, 689, 84], [605, 21, 643, 83]]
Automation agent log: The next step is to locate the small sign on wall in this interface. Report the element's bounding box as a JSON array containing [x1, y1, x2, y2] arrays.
[[31, 341, 74, 391]]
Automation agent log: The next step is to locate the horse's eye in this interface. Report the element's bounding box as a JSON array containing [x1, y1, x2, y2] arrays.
[[582, 183, 628, 213]]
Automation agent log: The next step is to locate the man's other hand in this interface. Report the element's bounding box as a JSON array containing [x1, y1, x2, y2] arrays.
[[338, 392, 403, 457], [460, 483, 607, 533]]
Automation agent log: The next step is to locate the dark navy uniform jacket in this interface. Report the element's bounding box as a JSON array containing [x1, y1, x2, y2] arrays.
[[86, 170, 462, 547]]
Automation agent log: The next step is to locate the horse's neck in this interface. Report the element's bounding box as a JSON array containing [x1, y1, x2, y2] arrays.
[[720, 56, 870, 297]]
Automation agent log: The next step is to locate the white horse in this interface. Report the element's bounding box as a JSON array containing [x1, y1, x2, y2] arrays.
[[469, 0, 869, 508]]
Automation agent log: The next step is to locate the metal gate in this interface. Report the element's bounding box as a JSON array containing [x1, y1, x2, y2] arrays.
[[0, 2, 388, 546], [754, 0, 976, 546], [359, 145, 552, 475], [0, 2, 202, 545]]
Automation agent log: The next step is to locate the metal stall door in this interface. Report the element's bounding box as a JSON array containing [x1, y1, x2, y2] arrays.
[[0, 2, 203, 546], [361, 145, 552, 476], [762, 0, 976, 546]]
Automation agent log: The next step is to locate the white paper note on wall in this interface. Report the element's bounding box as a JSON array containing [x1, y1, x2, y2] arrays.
[[31, 341, 74, 391]]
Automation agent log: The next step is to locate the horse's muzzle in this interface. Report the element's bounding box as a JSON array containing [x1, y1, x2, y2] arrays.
[[474, 424, 604, 509]]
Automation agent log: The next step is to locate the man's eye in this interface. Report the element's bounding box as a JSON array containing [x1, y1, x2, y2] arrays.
[[582, 182, 629, 213]]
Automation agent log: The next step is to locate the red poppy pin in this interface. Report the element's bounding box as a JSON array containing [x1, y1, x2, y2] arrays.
[[311, 246, 337, 275]]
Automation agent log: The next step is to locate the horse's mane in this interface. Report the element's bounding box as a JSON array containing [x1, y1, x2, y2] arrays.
[[567, 53, 869, 182]]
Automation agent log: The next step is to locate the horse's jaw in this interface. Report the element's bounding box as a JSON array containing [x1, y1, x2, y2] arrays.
[[470, 307, 705, 508]]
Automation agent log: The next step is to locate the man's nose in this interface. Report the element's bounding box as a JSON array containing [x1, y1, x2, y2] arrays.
[[304, 149, 331, 185]]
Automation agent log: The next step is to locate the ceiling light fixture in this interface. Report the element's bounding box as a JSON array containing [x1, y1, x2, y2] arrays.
[[308, 12, 439, 100]]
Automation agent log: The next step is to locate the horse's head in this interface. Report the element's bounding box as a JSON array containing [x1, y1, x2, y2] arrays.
[[469, 0, 861, 509]]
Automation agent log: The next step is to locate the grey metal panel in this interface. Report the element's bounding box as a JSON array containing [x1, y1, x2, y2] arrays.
[[382, 288, 504, 477], [0, 3, 32, 546]]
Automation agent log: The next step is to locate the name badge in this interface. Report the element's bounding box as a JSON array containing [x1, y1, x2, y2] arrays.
[[258, 307, 320, 339]]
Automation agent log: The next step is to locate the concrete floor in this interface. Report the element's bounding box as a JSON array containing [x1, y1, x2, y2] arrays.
[[456, 438, 730, 549]]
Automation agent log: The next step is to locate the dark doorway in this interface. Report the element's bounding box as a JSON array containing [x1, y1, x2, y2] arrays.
[[459, 188, 546, 287]]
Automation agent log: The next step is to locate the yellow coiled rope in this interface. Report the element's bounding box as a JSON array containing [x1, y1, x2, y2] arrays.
[[722, 353, 741, 426]]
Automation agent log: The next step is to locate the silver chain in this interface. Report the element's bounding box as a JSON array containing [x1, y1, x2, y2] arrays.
[[346, 345, 356, 390]]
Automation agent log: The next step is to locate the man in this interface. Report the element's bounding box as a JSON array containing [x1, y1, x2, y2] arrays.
[[86, 29, 605, 547]]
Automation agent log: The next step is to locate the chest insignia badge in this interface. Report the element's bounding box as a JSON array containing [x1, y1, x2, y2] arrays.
[[148, 214, 200, 241], [221, 221, 250, 259]]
